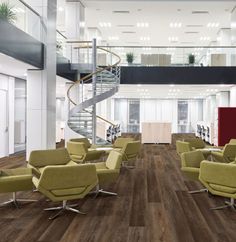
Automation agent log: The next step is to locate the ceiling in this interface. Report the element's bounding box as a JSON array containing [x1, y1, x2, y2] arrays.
[[0, 53, 35, 79], [114, 84, 234, 99], [83, 0, 235, 46]]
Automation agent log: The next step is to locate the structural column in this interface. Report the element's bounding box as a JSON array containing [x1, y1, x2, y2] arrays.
[[230, 86, 236, 107], [26, 0, 57, 159]]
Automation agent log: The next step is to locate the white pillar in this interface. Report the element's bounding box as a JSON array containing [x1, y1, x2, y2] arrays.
[[216, 91, 229, 107], [216, 28, 231, 66], [26, 0, 57, 159], [230, 86, 236, 107], [65, 0, 85, 40]]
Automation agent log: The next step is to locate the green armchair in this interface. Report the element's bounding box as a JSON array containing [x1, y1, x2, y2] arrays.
[[199, 160, 236, 210], [113, 137, 135, 149], [28, 148, 77, 177], [180, 150, 207, 194], [120, 141, 141, 168], [176, 141, 192, 155], [211, 144, 236, 163], [229, 139, 236, 144], [183, 138, 211, 159], [0, 168, 36, 208], [67, 141, 105, 163], [33, 164, 98, 219], [70, 137, 99, 149], [94, 150, 123, 196]]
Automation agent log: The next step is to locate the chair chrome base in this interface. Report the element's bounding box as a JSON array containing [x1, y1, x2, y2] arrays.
[[210, 198, 236, 211], [189, 188, 208, 194], [90, 185, 117, 198], [44, 200, 86, 220], [0, 192, 37, 209], [122, 161, 135, 169]]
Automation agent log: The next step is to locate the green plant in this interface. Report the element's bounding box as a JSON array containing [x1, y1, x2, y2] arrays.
[[126, 52, 134, 64], [0, 2, 17, 23], [188, 54, 195, 65]]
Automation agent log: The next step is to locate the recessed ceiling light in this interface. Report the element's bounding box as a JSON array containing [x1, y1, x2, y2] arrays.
[[140, 36, 150, 41], [169, 84, 175, 87], [170, 22, 182, 28], [58, 7, 64, 12], [168, 37, 179, 42], [137, 22, 149, 28], [207, 22, 219, 28], [99, 22, 111, 28]]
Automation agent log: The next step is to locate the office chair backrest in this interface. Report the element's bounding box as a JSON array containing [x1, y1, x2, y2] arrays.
[[229, 139, 236, 144], [184, 138, 205, 149], [122, 141, 141, 160], [181, 150, 205, 168], [113, 137, 135, 148], [29, 148, 71, 167], [67, 142, 88, 156], [223, 144, 236, 162], [176, 141, 192, 155], [70, 138, 91, 149], [39, 164, 98, 190]]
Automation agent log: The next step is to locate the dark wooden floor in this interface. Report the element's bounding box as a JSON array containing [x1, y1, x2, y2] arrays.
[[0, 141, 236, 242]]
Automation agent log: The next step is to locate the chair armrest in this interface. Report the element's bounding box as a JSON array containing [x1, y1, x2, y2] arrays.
[[211, 151, 224, 162], [181, 167, 199, 173], [200, 161, 236, 188]]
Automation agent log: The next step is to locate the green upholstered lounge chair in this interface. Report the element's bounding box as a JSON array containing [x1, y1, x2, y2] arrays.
[[176, 141, 192, 155], [0, 168, 36, 208], [28, 148, 77, 177], [180, 150, 207, 194], [94, 150, 123, 196], [69, 137, 101, 149], [33, 164, 98, 219], [67, 141, 105, 163], [183, 138, 211, 159], [211, 144, 236, 163], [113, 137, 135, 150], [199, 160, 236, 210], [120, 141, 141, 168], [229, 139, 236, 144]]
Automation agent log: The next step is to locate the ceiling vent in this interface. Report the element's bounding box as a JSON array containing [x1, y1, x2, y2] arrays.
[[185, 31, 199, 34], [122, 31, 136, 34], [113, 10, 130, 14], [117, 24, 135, 27], [186, 24, 203, 27], [192, 11, 209, 14]]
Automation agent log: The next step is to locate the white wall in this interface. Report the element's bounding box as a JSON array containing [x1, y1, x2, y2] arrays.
[[0, 74, 15, 157]]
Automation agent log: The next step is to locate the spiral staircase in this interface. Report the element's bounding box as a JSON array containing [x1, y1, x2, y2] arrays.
[[67, 42, 121, 144]]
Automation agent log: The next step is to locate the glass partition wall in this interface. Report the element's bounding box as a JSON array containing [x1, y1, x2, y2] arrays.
[[114, 98, 203, 134]]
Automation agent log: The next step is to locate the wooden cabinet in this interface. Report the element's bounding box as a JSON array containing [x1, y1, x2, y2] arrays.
[[141, 122, 172, 144]]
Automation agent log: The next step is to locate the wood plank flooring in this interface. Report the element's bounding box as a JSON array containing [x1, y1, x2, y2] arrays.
[[0, 140, 236, 242]]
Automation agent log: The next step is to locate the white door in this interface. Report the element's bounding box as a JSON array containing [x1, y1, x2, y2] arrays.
[[0, 90, 9, 158]]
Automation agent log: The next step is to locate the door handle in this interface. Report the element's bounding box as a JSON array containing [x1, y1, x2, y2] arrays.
[[5, 127, 8, 132]]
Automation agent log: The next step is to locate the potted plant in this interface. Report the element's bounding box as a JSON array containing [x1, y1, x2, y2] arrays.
[[126, 52, 134, 65], [188, 54, 195, 65], [0, 2, 17, 23]]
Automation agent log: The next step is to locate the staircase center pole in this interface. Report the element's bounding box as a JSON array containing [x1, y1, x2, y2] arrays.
[[92, 38, 97, 144]]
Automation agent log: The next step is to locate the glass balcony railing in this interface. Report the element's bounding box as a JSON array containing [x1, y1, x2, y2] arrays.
[[56, 30, 67, 56], [101, 46, 236, 67], [0, 0, 42, 41], [65, 42, 236, 67]]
